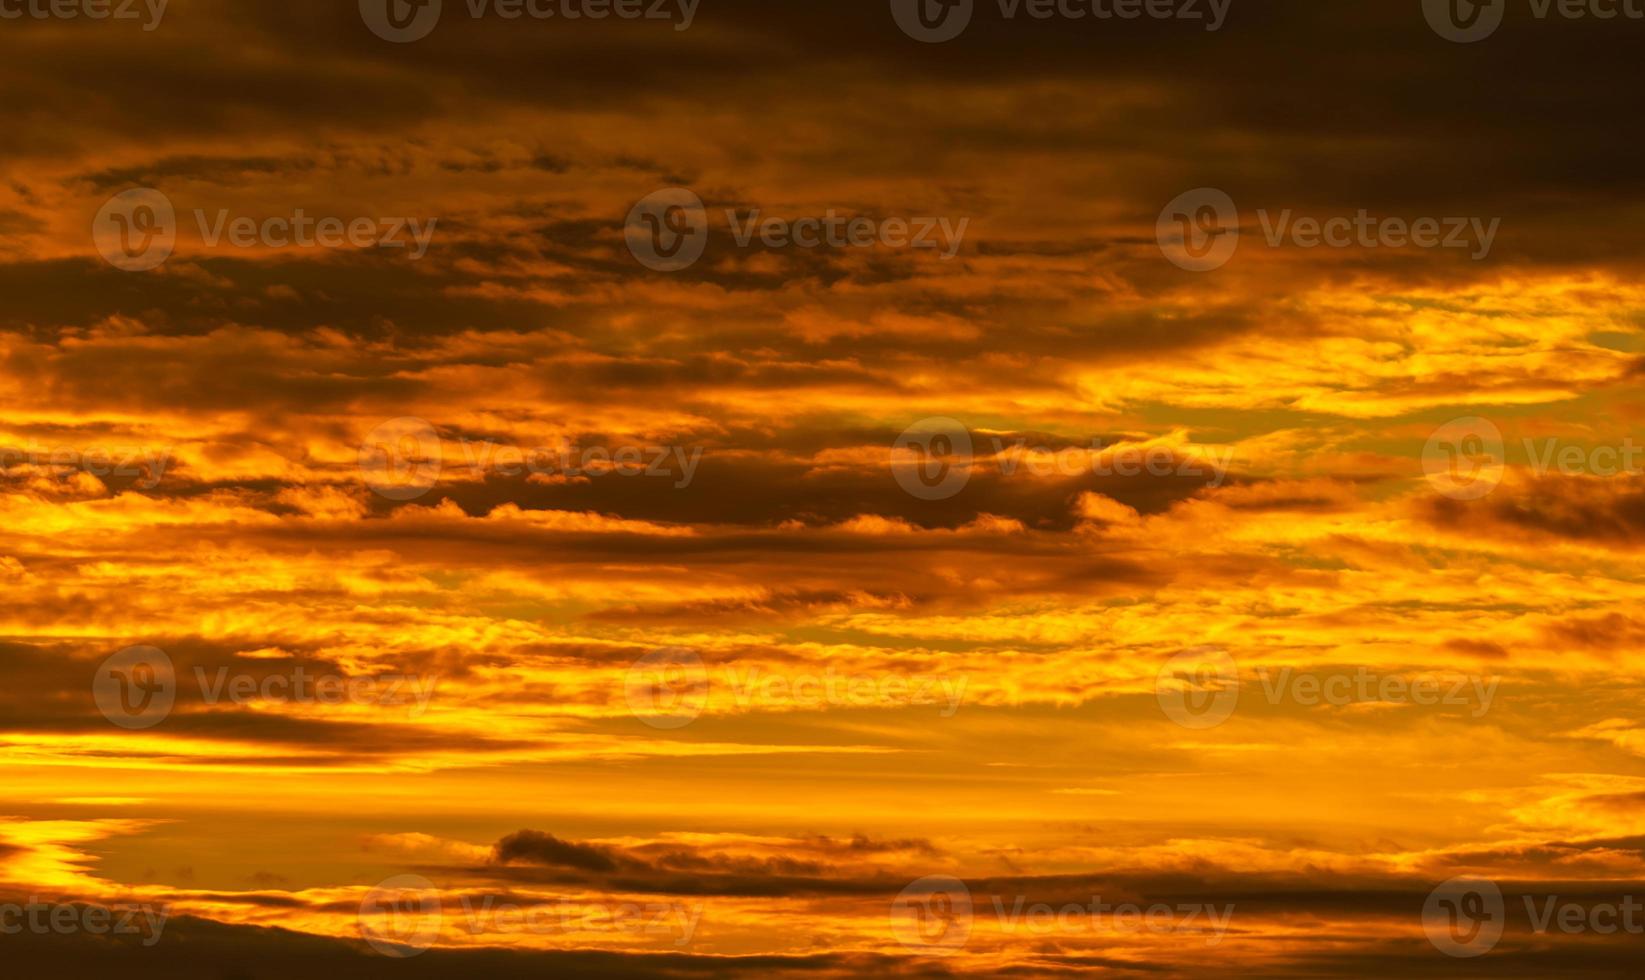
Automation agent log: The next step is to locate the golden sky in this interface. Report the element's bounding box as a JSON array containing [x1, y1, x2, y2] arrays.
[[3, 0, 1645, 975]]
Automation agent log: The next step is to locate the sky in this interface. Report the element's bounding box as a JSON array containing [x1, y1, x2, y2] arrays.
[[3, 0, 1645, 975]]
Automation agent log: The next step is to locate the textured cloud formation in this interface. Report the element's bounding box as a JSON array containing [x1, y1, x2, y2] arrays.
[[3, 0, 1645, 976]]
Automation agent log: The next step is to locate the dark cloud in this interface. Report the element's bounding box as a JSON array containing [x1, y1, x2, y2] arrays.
[[493, 830, 623, 873]]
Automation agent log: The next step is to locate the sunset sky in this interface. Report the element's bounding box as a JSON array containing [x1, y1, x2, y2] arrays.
[[3, 1, 1645, 976]]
